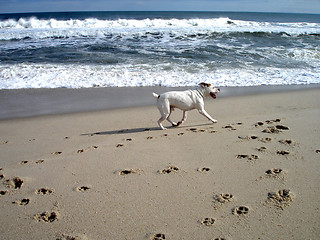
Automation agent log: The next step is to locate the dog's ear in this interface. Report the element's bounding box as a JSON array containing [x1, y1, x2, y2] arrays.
[[199, 82, 211, 88]]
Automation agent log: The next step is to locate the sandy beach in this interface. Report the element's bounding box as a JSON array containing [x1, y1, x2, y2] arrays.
[[0, 87, 319, 240]]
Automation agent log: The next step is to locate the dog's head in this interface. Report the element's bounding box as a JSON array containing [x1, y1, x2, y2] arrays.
[[198, 82, 220, 99]]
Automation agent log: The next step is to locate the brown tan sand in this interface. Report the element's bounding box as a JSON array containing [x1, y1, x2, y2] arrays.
[[0, 88, 319, 239]]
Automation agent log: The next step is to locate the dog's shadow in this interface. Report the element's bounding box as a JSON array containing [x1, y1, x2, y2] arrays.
[[81, 127, 161, 136], [81, 123, 213, 136]]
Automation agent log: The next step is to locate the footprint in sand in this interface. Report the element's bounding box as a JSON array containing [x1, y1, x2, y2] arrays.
[[264, 169, 286, 180], [214, 193, 234, 203], [266, 119, 281, 124], [52, 151, 62, 155], [200, 217, 216, 226], [255, 119, 281, 127], [35, 160, 45, 164], [265, 168, 284, 176], [232, 206, 249, 215], [236, 154, 259, 160], [34, 211, 58, 223], [4, 177, 24, 189], [255, 121, 264, 127], [223, 125, 236, 130], [262, 127, 281, 134], [257, 146, 268, 152], [238, 135, 259, 140], [160, 166, 179, 174], [76, 186, 91, 192], [277, 150, 290, 156], [275, 125, 289, 130], [198, 167, 211, 173], [267, 189, 294, 209], [115, 139, 133, 148], [316, 149, 320, 153], [262, 125, 289, 134], [77, 146, 98, 153], [36, 188, 53, 195], [259, 137, 272, 143], [119, 169, 140, 175], [213, 238, 227, 240], [13, 198, 30, 206], [0, 173, 4, 180], [0, 190, 8, 196], [279, 139, 295, 145], [20, 160, 30, 165], [151, 233, 166, 240], [57, 234, 88, 240], [187, 128, 206, 133]]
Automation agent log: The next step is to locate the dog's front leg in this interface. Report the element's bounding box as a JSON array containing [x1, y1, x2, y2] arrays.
[[198, 109, 217, 123], [177, 111, 187, 126]]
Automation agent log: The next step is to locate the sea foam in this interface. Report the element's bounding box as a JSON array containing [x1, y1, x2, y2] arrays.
[[1, 63, 319, 89]]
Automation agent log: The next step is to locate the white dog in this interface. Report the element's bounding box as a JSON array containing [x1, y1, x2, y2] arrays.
[[152, 82, 220, 130]]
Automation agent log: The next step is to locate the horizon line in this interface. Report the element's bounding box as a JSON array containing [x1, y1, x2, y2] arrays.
[[1, 10, 320, 15]]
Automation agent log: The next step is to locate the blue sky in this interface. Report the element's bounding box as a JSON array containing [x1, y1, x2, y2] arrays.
[[1, 0, 320, 14]]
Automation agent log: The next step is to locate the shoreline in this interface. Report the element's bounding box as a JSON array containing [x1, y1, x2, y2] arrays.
[[0, 84, 319, 120]]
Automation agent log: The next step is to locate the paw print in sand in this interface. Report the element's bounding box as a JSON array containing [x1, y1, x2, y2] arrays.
[[233, 206, 249, 215], [214, 193, 234, 203], [160, 166, 179, 174], [200, 217, 216, 226], [151, 233, 166, 240]]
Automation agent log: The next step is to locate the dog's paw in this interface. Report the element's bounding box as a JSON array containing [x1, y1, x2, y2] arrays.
[[176, 121, 183, 126], [212, 119, 218, 123], [159, 125, 167, 130], [171, 122, 179, 127]]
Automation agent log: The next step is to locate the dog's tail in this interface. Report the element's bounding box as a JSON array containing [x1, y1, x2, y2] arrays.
[[152, 92, 160, 99]]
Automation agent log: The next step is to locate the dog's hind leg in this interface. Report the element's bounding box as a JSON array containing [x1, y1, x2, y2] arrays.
[[157, 101, 171, 130], [157, 115, 168, 130]]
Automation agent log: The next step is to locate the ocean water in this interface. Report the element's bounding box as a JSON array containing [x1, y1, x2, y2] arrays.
[[0, 11, 319, 89]]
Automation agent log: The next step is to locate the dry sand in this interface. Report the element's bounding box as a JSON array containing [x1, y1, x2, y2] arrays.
[[0, 88, 319, 240]]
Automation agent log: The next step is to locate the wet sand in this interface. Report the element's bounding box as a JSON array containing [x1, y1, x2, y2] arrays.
[[0, 84, 318, 120]]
